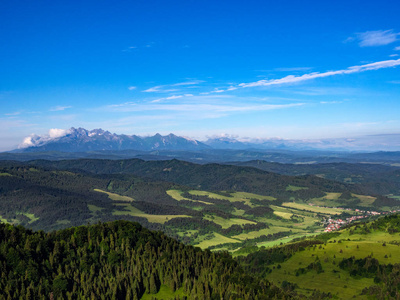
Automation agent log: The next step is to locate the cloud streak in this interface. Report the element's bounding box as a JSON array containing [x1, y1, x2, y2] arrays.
[[356, 30, 399, 47], [49, 106, 72, 112], [143, 80, 205, 93], [105, 99, 304, 114], [238, 59, 400, 88]]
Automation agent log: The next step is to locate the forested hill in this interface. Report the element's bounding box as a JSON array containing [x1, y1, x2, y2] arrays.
[[0, 220, 286, 299], [230, 160, 400, 195], [30, 158, 357, 199]]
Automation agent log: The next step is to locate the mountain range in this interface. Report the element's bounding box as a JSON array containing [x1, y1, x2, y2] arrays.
[[17, 127, 210, 152], [13, 127, 400, 153]]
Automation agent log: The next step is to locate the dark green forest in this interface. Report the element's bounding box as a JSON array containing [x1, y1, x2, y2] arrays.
[[0, 220, 286, 299]]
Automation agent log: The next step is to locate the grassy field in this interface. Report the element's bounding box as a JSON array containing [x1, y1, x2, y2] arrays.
[[88, 204, 104, 212], [231, 227, 305, 241], [286, 185, 309, 191], [273, 211, 293, 219], [203, 214, 256, 229], [112, 203, 191, 224], [282, 202, 349, 215], [310, 192, 377, 208], [194, 232, 240, 248], [166, 189, 213, 205], [189, 190, 275, 207], [94, 189, 134, 201], [56, 219, 71, 225], [352, 193, 376, 206], [0, 172, 12, 176], [263, 226, 400, 298], [18, 212, 40, 224], [257, 232, 321, 248]]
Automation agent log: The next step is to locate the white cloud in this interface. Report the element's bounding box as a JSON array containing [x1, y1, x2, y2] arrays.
[[143, 80, 204, 93], [19, 128, 72, 148], [395, 46, 400, 51], [166, 95, 183, 100], [356, 30, 399, 47], [105, 98, 304, 115], [320, 101, 343, 104], [150, 95, 183, 103], [390, 54, 399, 57], [128, 86, 137, 90], [48, 128, 70, 138], [49, 106, 72, 112], [238, 59, 400, 88]]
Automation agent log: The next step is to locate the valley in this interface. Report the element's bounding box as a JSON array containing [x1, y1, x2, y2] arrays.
[[1, 158, 398, 253], [1, 156, 400, 298]]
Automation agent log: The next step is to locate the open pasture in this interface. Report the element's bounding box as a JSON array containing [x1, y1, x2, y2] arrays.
[[166, 189, 213, 205], [203, 214, 256, 229], [282, 202, 347, 215], [189, 190, 275, 207], [113, 203, 191, 224], [94, 189, 134, 202], [194, 232, 240, 249]]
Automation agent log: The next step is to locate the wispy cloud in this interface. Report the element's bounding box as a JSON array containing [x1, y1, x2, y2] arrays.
[[354, 30, 399, 47], [49, 106, 72, 112], [104, 96, 304, 117], [320, 101, 344, 104], [122, 46, 138, 52], [238, 59, 400, 88], [395, 46, 400, 51], [128, 86, 137, 90], [151, 95, 184, 103], [143, 80, 205, 93], [4, 111, 21, 116]]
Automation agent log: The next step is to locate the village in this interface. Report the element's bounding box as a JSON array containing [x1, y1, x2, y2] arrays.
[[307, 203, 400, 232]]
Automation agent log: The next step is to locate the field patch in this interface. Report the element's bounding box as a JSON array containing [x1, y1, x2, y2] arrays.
[[194, 232, 240, 249], [18, 212, 39, 224], [0, 172, 12, 176], [273, 211, 293, 219], [282, 202, 345, 215], [94, 189, 134, 202], [324, 192, 342, 200], [352, 193, 376, 206], [56, 219, 71, 225], [189, 190, 275, 207], [203, 214, 256, 229], [166, 189, 213, 205], [286, 185, 309, 191], [113, 203, 191, 224], [232, 227, 304, 241], [88, 204, 104, 212]]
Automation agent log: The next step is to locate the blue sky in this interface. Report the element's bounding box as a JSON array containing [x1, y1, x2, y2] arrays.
[[1, 0, 400, 151]]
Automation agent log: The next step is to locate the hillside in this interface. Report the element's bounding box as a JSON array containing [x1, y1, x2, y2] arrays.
[[238, 214, 400, 298], [0, 220, 286, 299], [29, 158, 359, 200], [231, 160, 400, 195], [1, 159, 397, 253]]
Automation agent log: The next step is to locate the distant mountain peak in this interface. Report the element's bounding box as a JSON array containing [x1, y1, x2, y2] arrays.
[[18, 128, 210, 152]]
